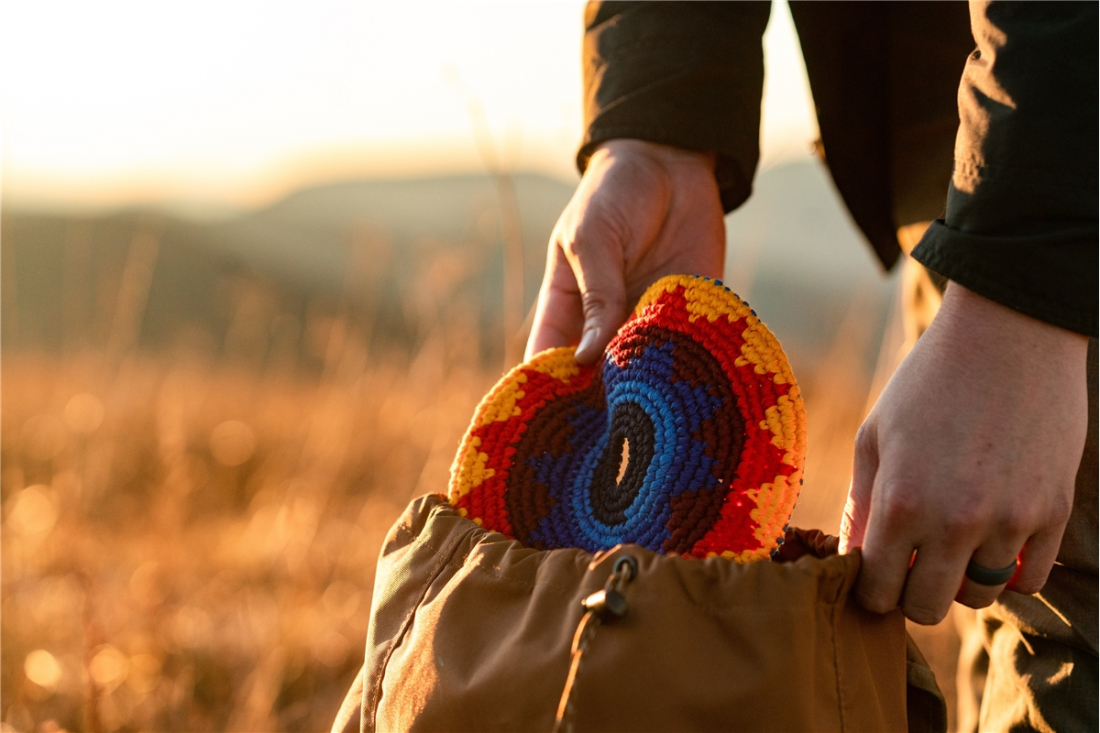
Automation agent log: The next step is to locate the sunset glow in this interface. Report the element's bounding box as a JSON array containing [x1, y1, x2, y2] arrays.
[[3, 1, 817, 214]]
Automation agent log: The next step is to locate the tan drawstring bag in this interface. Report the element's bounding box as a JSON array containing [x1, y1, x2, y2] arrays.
[[333, 494, 946, 733]]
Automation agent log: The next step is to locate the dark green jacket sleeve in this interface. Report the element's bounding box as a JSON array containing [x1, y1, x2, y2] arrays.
[[911, 1, 1098, 336], [579, 1, 771, 213]]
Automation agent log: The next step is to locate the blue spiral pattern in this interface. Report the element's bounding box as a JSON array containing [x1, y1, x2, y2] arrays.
[[521, 333, 735, 553]]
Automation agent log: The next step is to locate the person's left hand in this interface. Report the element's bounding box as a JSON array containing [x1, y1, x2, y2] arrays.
[[840, 283, 1088, 624]]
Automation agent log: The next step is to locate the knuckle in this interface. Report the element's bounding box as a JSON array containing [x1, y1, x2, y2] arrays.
[[568, 216, 603, 246], [957, 593, 997, 611], [941, 505, 984, 537], [904, 601, 948, 626], [856, 587, 896, 615], [561, 225, 603, 261], [1011, 580, 1041, 595], [572, 203, 628, 248], [549, 218, 571, 252], [999, 509, 1034, 539], [854, 423, 877, 456], [879, 489, 921, 530], [580, 290, 623, 321], [1049, 490, 1074, 525], [1012, 570, 1049, 595]]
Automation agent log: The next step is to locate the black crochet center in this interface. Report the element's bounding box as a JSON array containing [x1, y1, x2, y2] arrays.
[[588, 401, 656, 526]]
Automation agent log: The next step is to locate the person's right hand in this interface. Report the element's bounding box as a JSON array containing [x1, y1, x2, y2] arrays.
[[525, 139, 727, 364]]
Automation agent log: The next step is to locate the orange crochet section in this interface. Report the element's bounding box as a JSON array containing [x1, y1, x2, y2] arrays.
[[448, 275, 807, 561]]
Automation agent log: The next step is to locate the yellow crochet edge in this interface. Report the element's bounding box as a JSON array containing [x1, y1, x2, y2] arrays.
[[639, 275, 807, 557], [448, 347, 578, 503]]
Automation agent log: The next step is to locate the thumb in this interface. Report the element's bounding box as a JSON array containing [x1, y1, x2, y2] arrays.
[[840, 421, 879, 554]]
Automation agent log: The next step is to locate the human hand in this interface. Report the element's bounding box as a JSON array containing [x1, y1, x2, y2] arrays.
[[525, 139, 726, 363], [841, 283, 1089, 624]]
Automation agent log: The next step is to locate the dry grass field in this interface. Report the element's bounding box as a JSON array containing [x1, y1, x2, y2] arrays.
[[1, 252, 961, 731], [2, 304, 496, 732]]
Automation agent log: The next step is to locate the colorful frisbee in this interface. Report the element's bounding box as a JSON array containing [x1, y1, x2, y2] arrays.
[[448, 274, 806, 562]]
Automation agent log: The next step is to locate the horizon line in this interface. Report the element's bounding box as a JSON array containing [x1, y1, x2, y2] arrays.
[[3, 149, 817, 222]]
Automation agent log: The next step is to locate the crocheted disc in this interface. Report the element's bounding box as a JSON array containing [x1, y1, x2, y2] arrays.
[[448, 274, 807, 562]]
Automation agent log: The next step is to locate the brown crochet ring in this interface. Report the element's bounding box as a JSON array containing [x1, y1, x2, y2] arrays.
[[449, 275, 807, 562]]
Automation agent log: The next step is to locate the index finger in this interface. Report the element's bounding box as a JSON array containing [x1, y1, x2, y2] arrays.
[[854, 478, 919, 614], [526, 244, 584, 359]]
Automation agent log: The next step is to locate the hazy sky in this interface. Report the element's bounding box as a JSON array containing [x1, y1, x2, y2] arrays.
[[2, 1, 818, 214]]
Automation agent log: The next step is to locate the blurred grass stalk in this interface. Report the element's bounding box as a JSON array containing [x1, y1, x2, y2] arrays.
[[448, 67, 529, 369]]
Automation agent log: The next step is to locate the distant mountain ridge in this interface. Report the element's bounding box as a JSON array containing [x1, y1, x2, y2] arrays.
[[2, 161, 899, 365], [212, 172, 572, 295]]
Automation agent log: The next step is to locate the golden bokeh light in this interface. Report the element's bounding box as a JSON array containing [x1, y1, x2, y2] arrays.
[[7, 486, 59, 536], [209, 420, 257, 467], [24, 650, 63, 693], [125, 654, 163, 695], [63, 393, 105, 434], [129, 561, 167, 609], [88, 646, 129, 694]]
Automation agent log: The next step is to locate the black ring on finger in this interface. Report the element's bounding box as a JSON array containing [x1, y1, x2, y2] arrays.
[[965, 558, 1017, 586]]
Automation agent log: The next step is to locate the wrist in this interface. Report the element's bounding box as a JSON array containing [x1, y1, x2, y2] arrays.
[[592, 139, 717, 172], [937, 282, 1088, 361]]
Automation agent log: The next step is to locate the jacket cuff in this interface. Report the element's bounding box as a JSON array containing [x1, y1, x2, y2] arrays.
[[578, 1, 769, 214], [577, 124, 755, 215], [911, 220, 1098, 337]]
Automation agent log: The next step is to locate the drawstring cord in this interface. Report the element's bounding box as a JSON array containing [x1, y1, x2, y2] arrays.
[[552, 555, 638, 733]]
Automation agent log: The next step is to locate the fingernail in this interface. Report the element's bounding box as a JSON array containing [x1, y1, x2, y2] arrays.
[[576, 327, 599, 361]]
